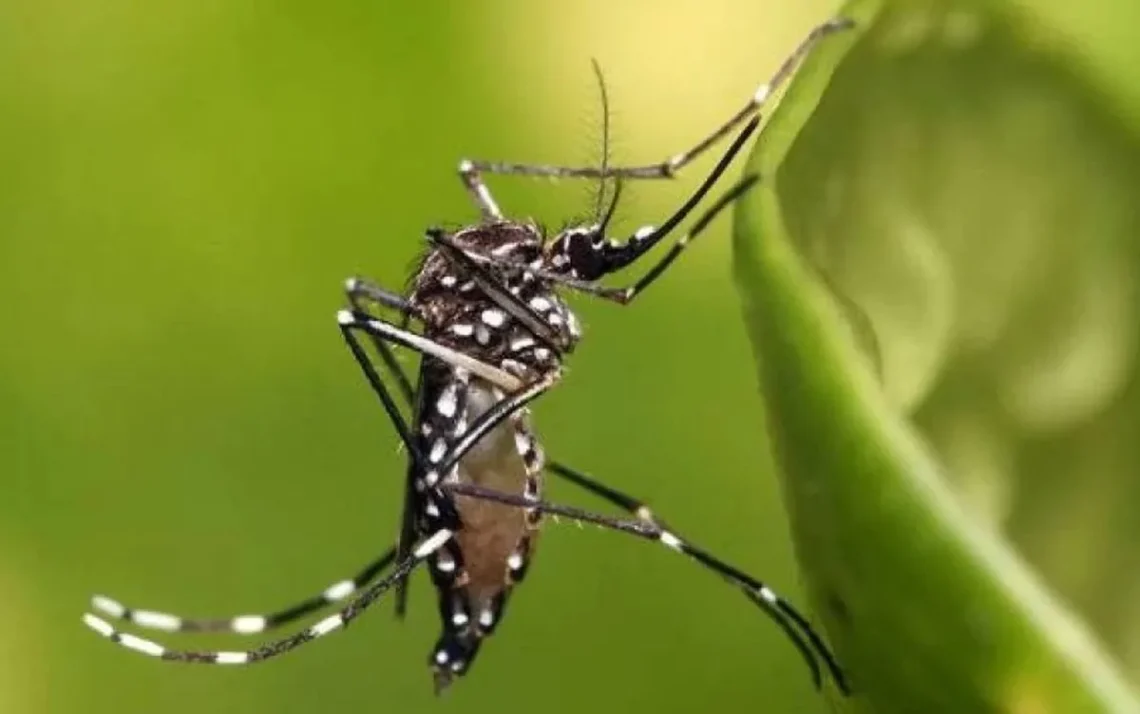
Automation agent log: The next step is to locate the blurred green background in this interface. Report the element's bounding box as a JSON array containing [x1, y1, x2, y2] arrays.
[[1, 1, 1138, 713]]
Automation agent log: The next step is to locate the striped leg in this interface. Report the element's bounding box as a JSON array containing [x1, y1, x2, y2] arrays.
[[89, 545, 398, 636], [442, 482, 847, 694], [83, 530, 453, 664]]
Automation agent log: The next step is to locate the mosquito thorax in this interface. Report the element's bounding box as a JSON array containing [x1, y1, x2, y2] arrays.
[[410, 220, 584, 373]]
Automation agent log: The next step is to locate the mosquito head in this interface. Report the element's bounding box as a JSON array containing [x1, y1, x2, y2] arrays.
[[544, 177, 624, 281]]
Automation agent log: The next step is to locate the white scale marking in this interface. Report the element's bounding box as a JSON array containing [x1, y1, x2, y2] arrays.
[[514, 431, 532, 456], [452, 612, 469, 627], [547, 312, 563, 327], [120, 633, 165, 657], [436, 386, 458, 417], [567, 311, 582, 338], [83, 613, 115, 638], [435, 554, 456, 573], [429, 438, 447, 463], [440, 274, 458, 288], [415, 529, 454, 558], [659, 531, 683, 551], [475, 325, 491, 345], [215, 651, 250, 664], [425, 500, 440, 517], [323, 580, 355, 602], [507, 553, 523, 571], [132, 609, 182, 632], [310, 614, 344, 637], [753, 82, 772, 104], [758, 586, 778, 605], [92, 595, 125, 618], [435, 649, 449, 665], [451, 323, 474, 337], [232, 615, 267, 634], [510, 335, 535, 351], [478, 609, 494, 628], [481, 308, 505, 327], [528, 296, 551, 312], [634, 225, 655, 240]]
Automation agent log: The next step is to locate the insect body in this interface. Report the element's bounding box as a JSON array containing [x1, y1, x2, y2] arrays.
[[83, 17, 854, 696], [403, 222, 577, 688]]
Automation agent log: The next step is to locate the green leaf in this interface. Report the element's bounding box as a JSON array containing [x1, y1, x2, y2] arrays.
[[734, 0, 1140, 711]]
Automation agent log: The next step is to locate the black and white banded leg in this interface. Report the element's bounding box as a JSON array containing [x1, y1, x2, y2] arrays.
[[83, 531, 453, 664], [442, 482, 848, 694], [455, 18, 851, 185], [89, 546, 398, 637]]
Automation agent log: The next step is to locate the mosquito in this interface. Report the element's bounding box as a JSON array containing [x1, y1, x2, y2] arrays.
[[84, 17, 853, 695]]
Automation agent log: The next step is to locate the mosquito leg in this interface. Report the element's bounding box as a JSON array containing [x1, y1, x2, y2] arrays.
[[83, 530, 453, 664], [337, 308, 525, 474], [338, 310, 521, 393], [442, 482, 847, 694], [545, 461, 670, 528], [458, 160, 504, 220], [338, 317, 588, 495], [459, 18, 852, 183], [344, 277, 419, 402], [89, 545, 398, 637], [597, 173, 760, 305]]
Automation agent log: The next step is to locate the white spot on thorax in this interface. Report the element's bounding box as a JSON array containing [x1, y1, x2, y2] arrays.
[[510, 335, 535, 351], [481, 308, 506, 327]]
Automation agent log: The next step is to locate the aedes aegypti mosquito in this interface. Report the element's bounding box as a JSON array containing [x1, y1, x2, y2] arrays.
[[84, 18, 853, 695]]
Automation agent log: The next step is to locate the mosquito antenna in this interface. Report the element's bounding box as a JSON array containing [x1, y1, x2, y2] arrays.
[[590, 57, 612, 224], [599, 177, 623, 234]]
